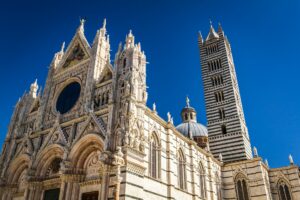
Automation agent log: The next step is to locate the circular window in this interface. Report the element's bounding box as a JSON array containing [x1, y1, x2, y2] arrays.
[[56, 82, 81, 114]]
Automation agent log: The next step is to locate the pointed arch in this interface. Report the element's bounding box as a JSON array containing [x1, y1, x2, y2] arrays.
[[34, 144, 64, 177], [69, 133, 104, 170], [177, 148, 187, 190], [149, 131, 161, 179], [198, 162, 206, 198], [234, 173, 250, 200], [277, 179, 292, 200], [7, 154, 30, 185]]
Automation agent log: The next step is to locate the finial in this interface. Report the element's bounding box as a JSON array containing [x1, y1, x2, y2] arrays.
[[219, 153, 223, 162], [80, 18, 85, 26], [78, 18, 86, 32], [289, 154, 294, 165], [265, 159, 269, 168], [186, 96, 190, 107], [128, 29, 133, 37], [125, 30, 135, 49], [209, 19, 213, 27], [253, 146, 258, 157], [167, 112, 171, 123], [60, 41, 65, 53], [152, 102, 157, 113]]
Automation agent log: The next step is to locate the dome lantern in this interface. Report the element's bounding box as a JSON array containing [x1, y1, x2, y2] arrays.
[[176, 97, 209, 150]]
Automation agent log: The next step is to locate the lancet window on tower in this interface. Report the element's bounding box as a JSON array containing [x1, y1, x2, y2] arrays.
[[208, 59, 222, 72], [215, 91, 225, 102], [219, 108, 225, 119], [278, 179, 292, 200], [211, 75, 224, 86], [206, 44, 219, 55]]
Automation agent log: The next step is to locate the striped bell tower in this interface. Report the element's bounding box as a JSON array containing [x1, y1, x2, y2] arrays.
[[198, 23, 252, 162]]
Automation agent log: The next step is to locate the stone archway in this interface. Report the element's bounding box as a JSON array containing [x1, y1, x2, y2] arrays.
[[67, 134, 105, 200]]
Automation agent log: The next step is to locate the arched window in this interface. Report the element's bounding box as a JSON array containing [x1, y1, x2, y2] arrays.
[[185, 113, 188, 120], [235, 174, 250, 200], [178, 149, 187, 190], [149, 133, 160, 179], [215, 172, 222, 200], [199, 163, 206, 198], [278, 179, 292, 200]]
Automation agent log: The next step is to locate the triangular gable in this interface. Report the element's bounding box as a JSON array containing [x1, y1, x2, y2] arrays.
[[29, 98, 40, 113], [98, 64, 113, 84], [39, 123, 68, 151], [73, 112, 106, 145], [58, 30, 91, 70], [14, 135, 34, 158]]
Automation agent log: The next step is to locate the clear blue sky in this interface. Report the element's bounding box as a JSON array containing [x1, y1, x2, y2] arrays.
[[0, 0, 299, 168]]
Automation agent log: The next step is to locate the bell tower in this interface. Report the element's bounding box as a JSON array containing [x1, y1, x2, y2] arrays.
[[198, 23, 252, 162]]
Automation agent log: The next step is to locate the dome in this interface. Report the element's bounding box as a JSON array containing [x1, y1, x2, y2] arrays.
[[176, 121, 208, 138]]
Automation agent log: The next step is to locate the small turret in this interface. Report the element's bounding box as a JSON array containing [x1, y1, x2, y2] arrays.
[[29, 79, 38, 98], [125, 30, 135, 49]]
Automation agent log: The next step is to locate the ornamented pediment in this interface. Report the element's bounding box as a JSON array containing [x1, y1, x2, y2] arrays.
[[14, 136, 34, 158], [29, 98, 40, 113], [73, 113, 106, 144], [57, 29, 91, 71], [98, 65, 113, 84], [62, 43, 88, 68], [40, 124, 67, 151]]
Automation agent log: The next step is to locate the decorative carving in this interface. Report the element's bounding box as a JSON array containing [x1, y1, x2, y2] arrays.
[[63, 44, 86, 68]]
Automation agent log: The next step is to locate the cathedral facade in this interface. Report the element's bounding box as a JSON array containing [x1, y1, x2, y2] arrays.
[[0, 19, 299, 200]]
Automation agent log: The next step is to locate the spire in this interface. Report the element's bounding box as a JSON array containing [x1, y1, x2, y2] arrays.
[[30, 79, 38, 98], [60, 41, 65, 54], [102, 18, 106, 29], [99, 18, 107, 37], [217, 22, 224, 35], [125, 29, 135, 49], [206, 21, 219, 41], [198, 31, 203, 44]]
